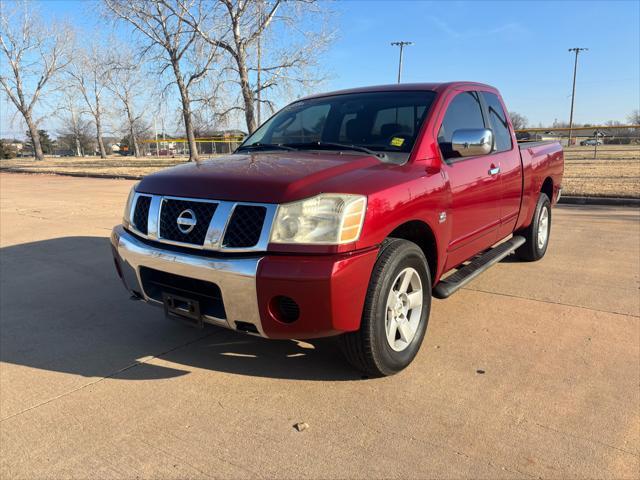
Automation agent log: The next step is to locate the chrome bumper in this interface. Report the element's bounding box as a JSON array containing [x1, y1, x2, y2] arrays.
[[111, 225, 266, 337]]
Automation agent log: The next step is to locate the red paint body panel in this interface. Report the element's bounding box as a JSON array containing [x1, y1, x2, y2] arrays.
[[135, 82, 564, 338], [137, 151, 383, 204], [256, 248, 379, 338], [516, 143, 565, 231]]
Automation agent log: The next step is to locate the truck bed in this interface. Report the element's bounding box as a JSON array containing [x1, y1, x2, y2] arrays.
[[517, 140, 558, 149]]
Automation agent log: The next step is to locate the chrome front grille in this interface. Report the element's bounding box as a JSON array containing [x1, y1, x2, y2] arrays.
[[159, 198, 218, 245], [128, 193, 276, 252], [222, 205, 267, 248], [132, 195, 151, 234]]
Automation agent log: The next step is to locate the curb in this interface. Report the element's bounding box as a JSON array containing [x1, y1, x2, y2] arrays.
[[559, 196, 640, 207], [2, 169, 639, 207]]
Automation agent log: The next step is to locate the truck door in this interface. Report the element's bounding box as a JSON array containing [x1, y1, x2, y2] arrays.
[[438, 90, 501, 269], [480, 91, 522, 239]]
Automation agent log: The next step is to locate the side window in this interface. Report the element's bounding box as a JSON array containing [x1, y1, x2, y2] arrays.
[[482, 92, 513, 152], [438, 91, 485, 148]]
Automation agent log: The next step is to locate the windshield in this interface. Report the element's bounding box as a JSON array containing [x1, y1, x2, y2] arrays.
[[238, 90, 437, 164]]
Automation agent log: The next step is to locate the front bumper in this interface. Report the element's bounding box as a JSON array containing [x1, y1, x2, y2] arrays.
[[111, 226, 378, 339]]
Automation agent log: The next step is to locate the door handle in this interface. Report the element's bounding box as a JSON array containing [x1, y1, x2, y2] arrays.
[[488, 166, 500, 176]]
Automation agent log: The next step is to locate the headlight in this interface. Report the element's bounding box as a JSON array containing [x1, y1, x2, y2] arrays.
[[270, 194, 367, 245], [122, 183, 139, 227]]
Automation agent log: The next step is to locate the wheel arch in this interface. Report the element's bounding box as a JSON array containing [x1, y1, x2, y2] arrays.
[[541, 176, 553, 202], [387, 220, 438, 285]]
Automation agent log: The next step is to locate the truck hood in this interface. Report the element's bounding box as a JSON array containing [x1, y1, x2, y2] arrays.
[[137, 152, 385, 204]]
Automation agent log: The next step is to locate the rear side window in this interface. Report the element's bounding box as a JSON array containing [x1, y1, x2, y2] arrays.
[[438, 91, 485, 158], [482, 92, 513, 152]]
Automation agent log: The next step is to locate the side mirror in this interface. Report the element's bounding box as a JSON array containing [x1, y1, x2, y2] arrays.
[[451, 128, 493, 157]]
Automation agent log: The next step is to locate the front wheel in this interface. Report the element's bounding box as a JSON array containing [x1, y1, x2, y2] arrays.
[[515, 193, 551, 261], [338, 238, 431, 377]]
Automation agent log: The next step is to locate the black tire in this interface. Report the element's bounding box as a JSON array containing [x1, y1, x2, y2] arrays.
[[515, 193, 551, 261], [338, 238, 431, 377]]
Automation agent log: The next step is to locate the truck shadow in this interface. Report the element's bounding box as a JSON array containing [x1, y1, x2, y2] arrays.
[[0, 236, 362, 382]]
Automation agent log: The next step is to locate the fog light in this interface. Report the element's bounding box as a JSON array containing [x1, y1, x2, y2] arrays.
[[271, 296, 300, 323]]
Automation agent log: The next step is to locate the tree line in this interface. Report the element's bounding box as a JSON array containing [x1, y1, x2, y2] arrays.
[[1, 0, 332, 161]]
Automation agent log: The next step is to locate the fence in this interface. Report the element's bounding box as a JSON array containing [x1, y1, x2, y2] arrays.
[[140, 136, 245, 156], [515, 124, 640, 147]]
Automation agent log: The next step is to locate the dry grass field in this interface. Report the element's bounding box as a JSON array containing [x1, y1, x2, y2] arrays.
[[562, 145, 639, 197], [0, 155, 190, 178], [2, 144, 638, 197]]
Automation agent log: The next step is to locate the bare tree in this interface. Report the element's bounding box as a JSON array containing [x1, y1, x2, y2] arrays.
[[0, 2, 72, 160], [103, 0, 221, 161], [628, 110, 640, 125], [55, 89, 89, 156], [509, 111, 528, 130], [166, 0, 333, 134], [66, 43, 114, 158], [107, 50, 151, 157], [56, 117, 94, 157]]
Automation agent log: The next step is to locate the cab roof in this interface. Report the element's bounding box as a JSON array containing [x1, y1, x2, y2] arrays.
[[299, 82, 497, 101]]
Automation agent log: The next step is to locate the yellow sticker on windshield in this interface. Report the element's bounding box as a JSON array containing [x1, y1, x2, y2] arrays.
[[390, 137, 405, 147]]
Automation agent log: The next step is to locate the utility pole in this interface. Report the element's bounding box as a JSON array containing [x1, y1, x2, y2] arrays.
[[567, 47, 588, 147], [594, 129, 603, 159], [154, 117, 159, 157], [391, 41, 413, 83], [161, 111, 166, 156]]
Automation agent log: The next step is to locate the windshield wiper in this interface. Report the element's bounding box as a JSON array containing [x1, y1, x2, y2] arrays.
[[237, 143, 297, 152], [284, 141, 387, 159]]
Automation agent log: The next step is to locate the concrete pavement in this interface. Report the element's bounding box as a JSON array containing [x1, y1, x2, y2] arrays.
[[0, 173, 638, 479]]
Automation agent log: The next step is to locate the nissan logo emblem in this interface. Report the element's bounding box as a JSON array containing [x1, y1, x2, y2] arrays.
[[176, 209, 197, 234]]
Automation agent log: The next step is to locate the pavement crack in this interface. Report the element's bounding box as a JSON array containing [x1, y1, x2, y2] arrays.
[[135, 438, 218, 479], [0, 332, 215, 423], [532, 421, 639, 457], [462, 287, 639, 318], [356, 412, 538, 478], [139, 433, 260, 478]]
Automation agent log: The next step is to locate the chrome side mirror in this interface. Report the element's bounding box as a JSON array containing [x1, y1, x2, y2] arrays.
[[451, 128, 493, 157]]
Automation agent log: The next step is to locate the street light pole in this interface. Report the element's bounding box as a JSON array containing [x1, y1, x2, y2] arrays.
[[567, 47, 588, 147], [391, 41, 413, 83], [256, 1, 263, 126]]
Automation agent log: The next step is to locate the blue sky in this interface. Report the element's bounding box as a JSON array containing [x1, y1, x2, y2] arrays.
[[1, 0, 639, 137], [324, 0, 639, 126]]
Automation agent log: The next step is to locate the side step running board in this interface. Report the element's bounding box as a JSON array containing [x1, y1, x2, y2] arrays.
[[433, 235, 526, 299]]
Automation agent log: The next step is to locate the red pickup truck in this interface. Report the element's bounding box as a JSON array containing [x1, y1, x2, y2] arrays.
[[111, 82, 563, 376]]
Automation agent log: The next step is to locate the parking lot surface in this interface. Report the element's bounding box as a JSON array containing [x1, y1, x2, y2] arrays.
[[1, 173, 638, 479]]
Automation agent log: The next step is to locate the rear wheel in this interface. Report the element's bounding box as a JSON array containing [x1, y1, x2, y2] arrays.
[[515, 193, 551, 261], [338, 238, 431, 377]]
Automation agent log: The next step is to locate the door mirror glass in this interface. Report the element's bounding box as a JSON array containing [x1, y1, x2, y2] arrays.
[[451, 129, 493, 157]]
